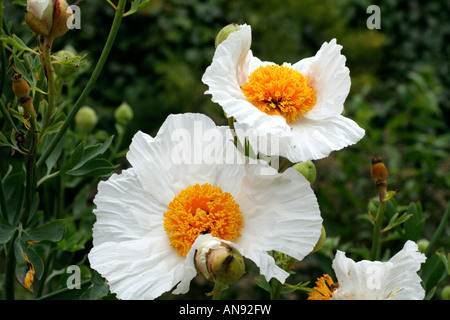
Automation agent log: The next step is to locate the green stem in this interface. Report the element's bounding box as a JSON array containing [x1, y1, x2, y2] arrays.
[[36, 0, 127, 170], [21, 116, 38, 228], [425, 201, 449, 257], [4, 230, 18, 300], [0, 0, 6, 94], [211, 282, 227, 300], [370, 199, 387, 261], [39, 36, 55, 141], [270, 278, 283, 300]]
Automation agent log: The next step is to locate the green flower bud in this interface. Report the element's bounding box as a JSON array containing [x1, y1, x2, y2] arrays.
[[25, 0, 54, 36], [53, 49, 77, 79], [195, 239, 245, 286], [293, 161, 317, 184], [215, 23, 241, 48], [417, 239, 429, 253], [442, 286, 450, 300], [310, 225, 326, 254], [114, 101, 134, 125], [75, 106, 98, 132]]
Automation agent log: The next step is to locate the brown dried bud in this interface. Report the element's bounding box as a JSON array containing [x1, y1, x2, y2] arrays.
[[11, 73, 30, 99]]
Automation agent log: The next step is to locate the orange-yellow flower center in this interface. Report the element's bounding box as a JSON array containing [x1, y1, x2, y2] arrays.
[[241, 65, 316, 123], [163, 183, 243, 257], [307, 274, 339, 300]]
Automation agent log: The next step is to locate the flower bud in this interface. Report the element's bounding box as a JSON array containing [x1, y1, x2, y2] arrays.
[[215, 23, 241, 48], [25, 0, 54, 36], [75, 106, 98, 132], [53, 49, 77, 78], [417, 239, 429, 253], [293, 161, 316, 184], [49, 0, 73, 38], [371, 158, 388, 201], [195, 239, 245, 286], [442, 285, 450, 300], [11, 73, 30, 99], [371, 158, 388, 182], [114, 101, 134, 125]]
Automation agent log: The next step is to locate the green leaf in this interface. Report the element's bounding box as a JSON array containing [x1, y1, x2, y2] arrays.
[[421, 252, 448, 292], [61, 140, 85, 172], [2, 166, 25, 225], [26, 219, 66, 242], [381, 212, 412, 233], [70, 135, 114, 172], [124, 0, 150, 17], [0, 215, 16, 244], [0, 34, 39, 55], [67, 158, 117, 177], [403, 202, 425, 241]]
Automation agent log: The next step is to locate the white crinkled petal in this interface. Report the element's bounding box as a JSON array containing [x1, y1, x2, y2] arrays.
[[89, 168, 186, 300], [236, 166, 322, 261], [293, 39, 351, 120], [126, 113, 245, 205], [331, 241, 426, 300]]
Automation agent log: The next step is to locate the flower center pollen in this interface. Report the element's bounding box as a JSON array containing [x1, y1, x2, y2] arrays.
[[307, 274, 339, 300], [241, 65, 316, 123], [163, 183, 243, 257]]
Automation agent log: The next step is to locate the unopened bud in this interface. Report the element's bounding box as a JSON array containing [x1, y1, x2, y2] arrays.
[[114, 101, 134, 125], [25, 0, 54, 36], [215, 23, 241, 48], [49, 0, 73, 38], [371, 158, 388, 182], [75, 106, 98, 132], [195, 239, 245, 286], [442, 286, 450, 300], [371, 158, 388, 201], [293, 161, 316, 184], [417, 239, 429, 253], [53, 49, 77, 78], [11, 73, 30, 99]]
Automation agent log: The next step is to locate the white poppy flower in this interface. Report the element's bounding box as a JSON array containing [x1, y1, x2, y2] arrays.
[[88, 113, 322, 300], [308, 241, 426, 300], [202, 24, 365, 163]]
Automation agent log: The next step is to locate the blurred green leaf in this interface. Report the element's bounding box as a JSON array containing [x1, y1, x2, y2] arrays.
[[26, 219, 66, 242], [403, 202, 425, 242], [67, 158, 117, 178], [0, 215, 16, 244]]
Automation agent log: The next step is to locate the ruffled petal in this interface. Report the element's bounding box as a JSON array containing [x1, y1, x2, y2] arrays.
[[331, 241, 426, 300], [293, 39, 351, 120]]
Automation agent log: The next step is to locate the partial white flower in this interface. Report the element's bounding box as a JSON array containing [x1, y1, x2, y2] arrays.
[[88, 113, 322, 300], [308, 241, 427, 300], [202, 24, 365, 163]]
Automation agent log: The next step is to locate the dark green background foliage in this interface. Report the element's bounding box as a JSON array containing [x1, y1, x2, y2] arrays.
[[1, 0, 449, 299]]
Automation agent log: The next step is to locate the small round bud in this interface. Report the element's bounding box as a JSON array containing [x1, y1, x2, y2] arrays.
[[195, 239, 245, 286], [371, 158, 388, 182], [215, 23, 241, 48], [293, 161, 317, 184], [11, 73, 30, 99], [417, 239, 429, 253], [442, 285, 450, 300], [49, 0, 73, 38], [310, 225, 326, 254], [53, 49, 77, 79], [25, 0, 54, 36], [75, 106, 98, 132], [114, 101, 134, 125]]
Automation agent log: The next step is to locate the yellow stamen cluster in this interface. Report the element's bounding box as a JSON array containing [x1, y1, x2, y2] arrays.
[[241, 65, 316, 123], [164, 183, 243, 257], [307, 274, 339, 300]]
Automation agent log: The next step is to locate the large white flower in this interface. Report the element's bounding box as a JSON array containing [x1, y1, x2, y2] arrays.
[[202, 24, 365, 163], [308, 241, 426, 300], [88, 113, 322, 300]]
